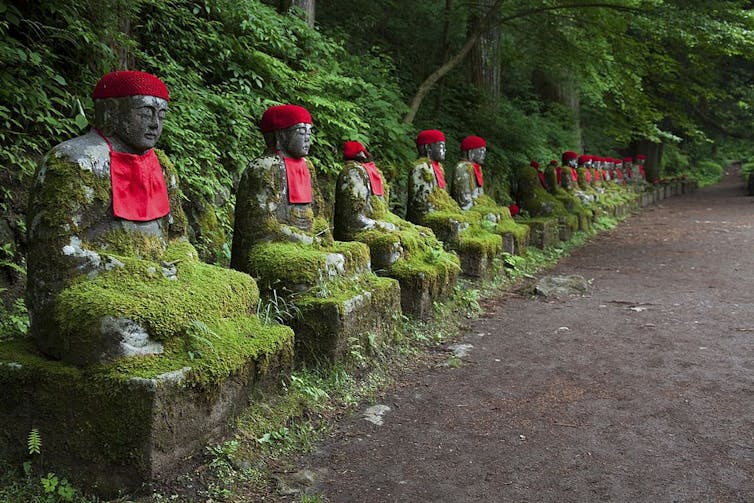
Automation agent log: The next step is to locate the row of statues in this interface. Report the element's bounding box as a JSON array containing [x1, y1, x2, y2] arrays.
[[26, 70, 643, 366]]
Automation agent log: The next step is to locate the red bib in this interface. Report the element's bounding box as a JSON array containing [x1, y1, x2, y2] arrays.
[[362, 162, 384, 196], [431, 160, 446, 189], [284, 157, 313, 204], [537, 171, 546, 187], [639, 166, 646, 178], [556, 167, 563, 185], [472, 163, 484, 187], [570, 167, 578, 182], [98, 131, 170, 222], [585, 169, 592, 182]]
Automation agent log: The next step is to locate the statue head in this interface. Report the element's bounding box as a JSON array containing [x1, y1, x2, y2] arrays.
[[343, 140, 370, 162], [416, 129, 446, 161], [530, 160, 540, 171], [623, 156, 633, 168], [578, 154, 590, 168], [562, 150, 578, 168], [259, 104, 313, 158], [92, 70, 170, 154], [636, 154, 646, 165], [460, 135, 486, 164]]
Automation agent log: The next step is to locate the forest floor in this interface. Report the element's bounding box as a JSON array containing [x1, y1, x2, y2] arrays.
[[285, 169, 754, 503]]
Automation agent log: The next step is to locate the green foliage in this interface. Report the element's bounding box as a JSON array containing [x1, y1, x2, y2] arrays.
[[27, 428, 42, 456], [691, 160, 725, 187]]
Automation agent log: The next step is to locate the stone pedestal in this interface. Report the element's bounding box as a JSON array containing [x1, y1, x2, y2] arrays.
[[291, 276, 401, 362], [0, 332, 293, 497], [558, 214, 579, 242], [522, 217, 560, 249]]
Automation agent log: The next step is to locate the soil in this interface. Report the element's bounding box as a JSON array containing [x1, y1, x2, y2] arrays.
[[290, 171, 754, 502]]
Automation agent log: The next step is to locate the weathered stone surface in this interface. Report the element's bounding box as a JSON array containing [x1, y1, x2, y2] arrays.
[[0, 336, 292, 497], [291, 276, 401, 362], [333, 160, 459, 319], [534, 274, 590, 298], [521, 217, 560, 249], [406, 158, 503, 278]]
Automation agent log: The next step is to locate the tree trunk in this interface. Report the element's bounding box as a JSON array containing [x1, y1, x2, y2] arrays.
[[470, 0, 501, 98], [633, 139, 663, 183], [278, 0, 315, 26], [532, 70, 581, 148]]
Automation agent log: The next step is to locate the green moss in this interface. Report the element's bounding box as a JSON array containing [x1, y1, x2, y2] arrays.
[[56, 241, 260, 344], [102, 316, 294, 388], [248, 240, 369, 291]]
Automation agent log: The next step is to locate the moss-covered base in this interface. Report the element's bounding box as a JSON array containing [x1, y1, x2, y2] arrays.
[[521, 217, 560, 249], [558, 214, 579, 242], [0, 334, 293, 497], [290, 275, 401, 363]]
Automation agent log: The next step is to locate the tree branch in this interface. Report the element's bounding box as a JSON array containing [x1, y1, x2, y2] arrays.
[[403, 1, 646, 124]]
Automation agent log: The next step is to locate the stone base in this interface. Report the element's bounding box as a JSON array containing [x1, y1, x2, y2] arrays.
[[0, 338, 293, 497], [291, 276, 401, 363], [641, 191, 653, 207], [398, 269, 457, 320], [558, 214, 579, 242], [458, 247, 495, 278], [522, 217, 560, 249]]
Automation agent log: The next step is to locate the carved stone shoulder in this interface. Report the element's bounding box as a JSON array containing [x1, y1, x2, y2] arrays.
[[47, 130, 110, 178]]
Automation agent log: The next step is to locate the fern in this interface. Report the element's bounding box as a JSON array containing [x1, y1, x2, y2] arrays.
[[27, 428, 41, 455]]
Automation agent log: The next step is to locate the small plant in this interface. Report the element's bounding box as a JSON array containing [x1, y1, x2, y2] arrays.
[[40, 472, 76, 502], [290, 374, 330, 403], [256, 426, 291, 446], [27, 428, 42, 456], [256, 289, 302, 324]]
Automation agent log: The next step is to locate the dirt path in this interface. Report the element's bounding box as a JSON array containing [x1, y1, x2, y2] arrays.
[[294, 171, 754, 502]]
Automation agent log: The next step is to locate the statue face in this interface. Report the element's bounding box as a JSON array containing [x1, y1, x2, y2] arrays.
[[427, 141, 446, 162], [279, 123, 313, 158], [111, 96, 168, 153], [467, 147, 486, 164], [568, 159, 577, 168]]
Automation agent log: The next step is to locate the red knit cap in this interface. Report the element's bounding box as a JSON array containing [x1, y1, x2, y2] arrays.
[[460, 135, 486, 151], [578, 155, 590, 165], [416, 129, 446, 146], [343, 141, 367, 160], [636, 154, 646, 160], [562, 151, 578, 163], [623, 157, 633, 163], [549, 159, 558, 165], [530, 160, 540, 168], [92, 70, 169, 101], [260, 104, 312, 133]]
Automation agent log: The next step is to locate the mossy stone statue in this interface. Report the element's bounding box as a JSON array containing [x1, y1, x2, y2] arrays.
[[450, 135, 529, 254], [333, 141, 459, 318], [406, 130, 503, 277], [10, 71, 293, 495], [232, 106, 400, 360]]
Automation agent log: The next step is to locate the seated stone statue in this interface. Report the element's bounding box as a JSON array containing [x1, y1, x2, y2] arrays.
[[26, 71, 290, 367], [231, 105, 400, 358], [406, 129, 503, 277], [559, 151, 578, 191], [333, 141, 458, 317], [514, 157, 579, 245], [231, 105, 369, 292], [544, 157, 592, 231], [450, 135, 529, 253]]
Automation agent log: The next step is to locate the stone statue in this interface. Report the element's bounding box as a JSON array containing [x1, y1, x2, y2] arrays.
[[334, 140, 458, 316], [561, 151, 579, 191], [450, 135, 529, 253], [26, 71, 282, 366], [406, 130, 502, 277], [231, 105, 369, 292], [635, 154, 648, 180], [231, 105, 401, 358], [450, 135, 486, 211]]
